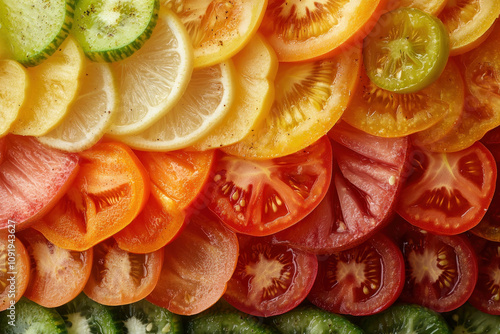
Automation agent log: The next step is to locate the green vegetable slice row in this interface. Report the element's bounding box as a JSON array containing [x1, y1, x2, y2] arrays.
[[72, 0, 159, 62], [0, 297, 68, 333], [363, 7, 449, 94], [0, 0, 75, 67], [56, 293, 123, 334], [444, 303, 500, 334]]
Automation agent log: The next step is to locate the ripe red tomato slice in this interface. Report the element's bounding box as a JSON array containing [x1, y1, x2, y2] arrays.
[[468, 237, 500, 315], [0, 135, 79, 230], [84, 238, 163, 306], [17, 229, 92, 308], [33, 141, 150, 251], [207, 136, 332, 236], [224, 235, 318, 317], [0, 231, 30, 311], [147, 209, 238, 316], [308, 233, 404, 316], [397, 142, 497, 235], [272, 122, 408, 253], [399, 227, 478, 313]]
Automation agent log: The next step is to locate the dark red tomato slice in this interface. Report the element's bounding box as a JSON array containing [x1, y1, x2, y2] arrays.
[[207, 136, 332, 236], [17, 229, 92, 308], [84, 238, 163, 306], [468, 237, 500, 315], [397, 142, 497, 235], [272, 122, 409, 253], [224, 235, 318, 317], [0, 135, 79, 230], [308, 233, 404, 316], [482, 126, 500, 144], [399, 227, 478, 313], [147, 209, 238, 316]]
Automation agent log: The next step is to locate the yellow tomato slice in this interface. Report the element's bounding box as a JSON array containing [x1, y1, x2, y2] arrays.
[[438, 0, 500, 56], [260, 0, 388, 62], [396, 0, 448, 15], [223, 46, 361, 159], [162, 0, 267, 68]]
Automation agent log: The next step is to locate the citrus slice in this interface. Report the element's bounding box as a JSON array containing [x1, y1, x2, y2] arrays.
[[0, 60, 28, 136], [72, 0, 159, 62], [192, 33, 278, 150], [114, 60, 235, 151], [107, 7, 193, 136], [37, 61, 117, 152], [10, 36, 85, 137], [0, 0, 75, 66], [222, 47, 361, 159], [162, 0, 267, 68]]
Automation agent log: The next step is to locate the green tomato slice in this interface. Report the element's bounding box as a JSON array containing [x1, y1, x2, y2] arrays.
[[363, 7, 449, 94]]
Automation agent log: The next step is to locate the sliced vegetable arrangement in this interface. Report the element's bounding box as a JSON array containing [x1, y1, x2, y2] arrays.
[[2, 0, 500, 332]]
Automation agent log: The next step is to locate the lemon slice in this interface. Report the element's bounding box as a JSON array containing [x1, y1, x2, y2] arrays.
[[0, 60, 28, 136], [10, 36, 85, 136], [37, 61, 117, 152], [114, 60, 235, 151], [192, 33, 278, 150], [107, 8, 193, 136]]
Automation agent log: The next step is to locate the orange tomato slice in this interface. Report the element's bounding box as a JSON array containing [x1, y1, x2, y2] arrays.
[[396, 0, 448, 15], [260, 0, 388, 62], [33, 141, 150, 251]]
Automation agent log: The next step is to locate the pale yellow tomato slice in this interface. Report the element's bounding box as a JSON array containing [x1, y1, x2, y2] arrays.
[[0, 60, 28, 136]]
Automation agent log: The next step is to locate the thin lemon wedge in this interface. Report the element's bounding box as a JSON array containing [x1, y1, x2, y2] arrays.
[[107, 8, 193, 136], [0, 60, 28, 136]]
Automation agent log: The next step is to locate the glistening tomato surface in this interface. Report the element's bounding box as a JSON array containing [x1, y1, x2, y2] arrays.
[[308, 233, 404, 316], [397, 142, 497, 235], [224, 235, 318, 317], [208, 136, 332, 236], [0, 135, 79, 230], [273, 122, 408, 253], [399, 227, 478, 313]]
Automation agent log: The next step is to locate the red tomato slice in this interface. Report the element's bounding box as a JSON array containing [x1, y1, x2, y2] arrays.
[[397, 142, 497, 235], [84, 238, 163, 306], [308, 233, 404, 316], [468, 237, 500, 315], [0, 135, 79, 230], [207, 136, 332, 236], [0, 231, 30, 311], [147, 209, 238, 316], [399, 227, 478, 313], [273, 122, 408, 253], [33, 141, 150, 251], [224, 235, 318, 317], [17, 229, 92, 308]]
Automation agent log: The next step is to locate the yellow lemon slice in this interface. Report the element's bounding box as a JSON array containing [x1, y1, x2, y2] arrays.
[[114, 60, 235, 151], [10, 36, 85, 136], [107, 8, 193, 136], [37, 60, 117, 152], [192, 33, 278, 150], [0, 60, 28, 136]]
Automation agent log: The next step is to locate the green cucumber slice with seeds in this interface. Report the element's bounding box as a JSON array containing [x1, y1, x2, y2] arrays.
[[444, 303, 500, 334], [269, 305, 364, 334], [56, 293, 124, 334], [0, 297, 68, 333], [0, 0, 75, 67], [360, 303, 451, 334], [115, 299, 183, 334], [72, 0, 159, 62]]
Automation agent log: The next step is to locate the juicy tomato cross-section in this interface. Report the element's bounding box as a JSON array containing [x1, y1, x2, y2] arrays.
[[397, 142, 497, 235], [208, 136, 332, 236], [308, 233, 404, 316], [33, 141, 150, 251]]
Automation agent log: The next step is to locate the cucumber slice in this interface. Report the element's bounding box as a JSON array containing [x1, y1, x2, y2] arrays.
[[56, 293, 124, 334], [115, 299, 183, 333], [360, 303, 451, 334], [444, 303, 500, 334], [0, 297, 68, 333], [72, 0, 159, 62], [269, 306, 364, 334], [0, 0, 75, 67]]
